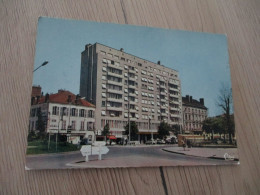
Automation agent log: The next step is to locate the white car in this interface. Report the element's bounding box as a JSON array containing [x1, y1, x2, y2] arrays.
[[146, 139, 156, 145]]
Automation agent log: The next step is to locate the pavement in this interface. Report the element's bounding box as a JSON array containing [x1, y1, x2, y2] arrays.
[[162, 147, 239, 160], [26, 145, 239, 170]]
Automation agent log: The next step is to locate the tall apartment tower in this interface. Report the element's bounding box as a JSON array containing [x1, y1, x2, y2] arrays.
[[80, 43, 182, 141]]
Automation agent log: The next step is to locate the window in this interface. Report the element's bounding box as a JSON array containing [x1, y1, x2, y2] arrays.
[[101, 111, 106, 116], [88, 110, 94, 118], [52, 106, 59, 115], [79, 109, 85, 117], [70, 108, 78, 116], [102, 101, 106, 107], [80, 121, 84, 130], [60, 107, 68, 116], [71, 121, 76, 130], [62, 120, 66, 130], [114, 55, 119, 60], [31, 108, 36, 117], [107, 53, 113, 57], [101, 51, 106, 55], [102, 75, 106, 80]]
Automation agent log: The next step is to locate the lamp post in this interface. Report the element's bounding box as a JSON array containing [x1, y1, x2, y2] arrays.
[[33, 61, 49, 72]]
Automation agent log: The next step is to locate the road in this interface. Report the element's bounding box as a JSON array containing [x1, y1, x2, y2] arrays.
[[26, 145, 238, 169]]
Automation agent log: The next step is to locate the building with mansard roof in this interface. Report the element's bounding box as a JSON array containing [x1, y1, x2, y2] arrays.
[[182, 95, 208, 134], [29, 87, 95, 144]]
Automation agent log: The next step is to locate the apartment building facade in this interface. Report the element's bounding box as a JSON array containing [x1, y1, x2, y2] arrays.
[[29, 89, 95, 144], [80, 43, 182, 140], [182, 95, 207, 134]]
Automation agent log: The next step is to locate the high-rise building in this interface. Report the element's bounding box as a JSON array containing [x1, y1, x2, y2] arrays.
[[182, 95, 208, 134], [80, 43, 182, 141]]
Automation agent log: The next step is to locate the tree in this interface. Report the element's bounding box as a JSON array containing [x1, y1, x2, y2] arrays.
[[158, 122, 171, 139], [102, 123, 110, 137], [217, 85, 234, 144], [202, 118, 215, 141], [171, 124, 181, 136], [124, 122, 139, 141], [36, 108, 46, 139]]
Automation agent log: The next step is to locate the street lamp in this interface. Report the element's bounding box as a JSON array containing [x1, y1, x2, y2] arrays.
[[33, 61, 49, 72]]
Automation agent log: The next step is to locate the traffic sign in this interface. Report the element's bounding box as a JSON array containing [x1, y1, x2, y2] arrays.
[[80, 145, 109, 161]]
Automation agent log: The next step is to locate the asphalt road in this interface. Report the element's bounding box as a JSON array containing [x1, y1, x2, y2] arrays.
[[26, 145, 238, 170]]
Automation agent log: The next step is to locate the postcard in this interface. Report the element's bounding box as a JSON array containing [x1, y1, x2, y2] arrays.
[[26, 17, 239, 170]]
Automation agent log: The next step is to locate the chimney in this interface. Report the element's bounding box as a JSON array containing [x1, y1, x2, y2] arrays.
[[45, 93, 49, 103], [75, 94, 81, 104], [120, 48, 124, 52], [67, 95, 72, 103], [200, 98, 204, 105], [157, 61, 161, 65], [189, 96, 193, 103]]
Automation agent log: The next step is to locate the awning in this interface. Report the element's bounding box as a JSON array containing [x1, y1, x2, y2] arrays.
[[107, 135, 117, 140]]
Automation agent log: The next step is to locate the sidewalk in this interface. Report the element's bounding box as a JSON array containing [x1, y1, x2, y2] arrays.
[[162, 147, 239, 160]]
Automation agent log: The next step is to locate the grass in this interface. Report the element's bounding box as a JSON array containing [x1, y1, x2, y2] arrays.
[[26, 140, 80, 155]]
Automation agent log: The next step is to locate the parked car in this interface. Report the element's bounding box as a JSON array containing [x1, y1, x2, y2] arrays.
[[146, 139, 156, 145], [166, 137, 177, 144], [156, 139, 166, 144]]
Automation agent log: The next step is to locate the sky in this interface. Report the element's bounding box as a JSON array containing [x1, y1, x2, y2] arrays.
[[33, 17, 232, 116]]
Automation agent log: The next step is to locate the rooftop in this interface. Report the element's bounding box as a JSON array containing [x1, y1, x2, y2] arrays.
[[84, 42, 179, 73], [32, 89, 95, 108], [182, 95, 207, 110]]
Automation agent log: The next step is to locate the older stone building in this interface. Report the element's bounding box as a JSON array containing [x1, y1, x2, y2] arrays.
[[182, 95, 207, 134], [29, 89, 95, 144], [80, 43, 182, 140]]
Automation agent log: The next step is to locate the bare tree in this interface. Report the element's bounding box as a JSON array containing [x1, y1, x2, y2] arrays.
[[217, 84, 233, 144]]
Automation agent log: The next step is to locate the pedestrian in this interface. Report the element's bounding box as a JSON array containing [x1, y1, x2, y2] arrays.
[[182, 139, 186, 151]]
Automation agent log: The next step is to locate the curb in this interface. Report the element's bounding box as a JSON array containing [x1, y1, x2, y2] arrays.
[[162, 148, 239, 161]]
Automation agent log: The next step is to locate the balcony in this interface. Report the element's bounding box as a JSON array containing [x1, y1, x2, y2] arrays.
[[128, 84, 136, 89], [169, 87, 179, 92], [160, 91, 166, 96], [170, 107, 179, 111], [128, 76, 136, 81], [129, 69, 136, 74], [106, 106, 123, 111], [107, 80, 123, 86], [107, 98, 123, 103], [129, 92, 136, 97], [129, 109, 136, 113], [107, 71, 123, 78], [169, 93, 179, 98], [160, 99, 166, 102], [107, 88, 123, 94], [161, 113, 167, 117], [107, 63, 123, 70], [170, 114, 180, 118], [161, 105, 167, 109], [160, 85, 166, 89], [169, 80, 179, 85]]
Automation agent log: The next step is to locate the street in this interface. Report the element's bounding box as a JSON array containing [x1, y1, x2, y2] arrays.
[[26, 145, 238, 169]]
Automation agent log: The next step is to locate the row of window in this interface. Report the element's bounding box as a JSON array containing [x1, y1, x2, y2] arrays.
[[52, 106, 94, 118], [100, 50, 178, 78]]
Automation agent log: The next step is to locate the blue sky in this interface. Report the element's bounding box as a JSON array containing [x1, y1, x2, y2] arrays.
[[33, 17, 232, 116]]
